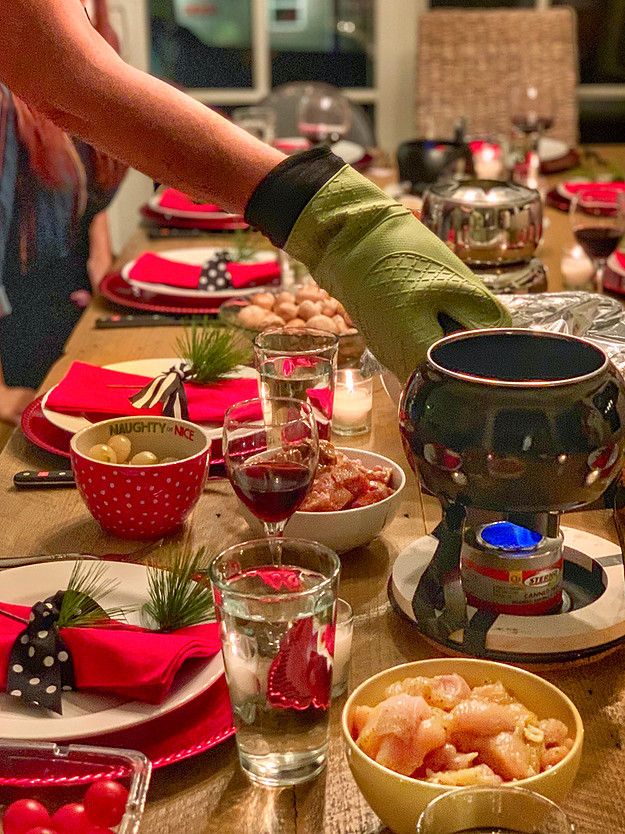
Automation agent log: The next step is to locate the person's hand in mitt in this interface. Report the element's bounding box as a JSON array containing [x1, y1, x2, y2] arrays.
[[246, 148, 511, 382]]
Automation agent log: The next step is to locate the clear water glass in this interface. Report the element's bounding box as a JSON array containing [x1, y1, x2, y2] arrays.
[[416, 786, 575, 834], [232, 106, 277, 145], [209, 538, 340, 786], [254, 328, 339, 441]]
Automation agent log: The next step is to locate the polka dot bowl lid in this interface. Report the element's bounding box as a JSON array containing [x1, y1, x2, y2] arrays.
[[70, 416, 210, 540]]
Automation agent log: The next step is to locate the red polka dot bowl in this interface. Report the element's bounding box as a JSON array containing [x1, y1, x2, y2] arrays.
[[70, 416, 210, 539]]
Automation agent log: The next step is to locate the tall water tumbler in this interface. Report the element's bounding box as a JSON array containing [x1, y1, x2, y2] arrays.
[[209, 538, 340, 786]]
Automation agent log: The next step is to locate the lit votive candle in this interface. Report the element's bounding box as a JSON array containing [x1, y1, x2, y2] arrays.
[[473, 144, 503, 180], [561, 244, 595, 290], [332, 369, 373, 436], [331, 599, 353, 698]]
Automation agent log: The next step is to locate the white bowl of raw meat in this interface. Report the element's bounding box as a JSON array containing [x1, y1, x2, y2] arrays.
[[240, 446, 406, 553], [341, 658, 583, 834]]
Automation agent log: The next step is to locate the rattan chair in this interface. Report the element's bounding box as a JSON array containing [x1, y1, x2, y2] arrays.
[[415, 7, 579, 148]]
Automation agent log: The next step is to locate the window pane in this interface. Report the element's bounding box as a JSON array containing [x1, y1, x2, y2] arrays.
[[430, 1, 534, 7], [552, 0, 625, 84], [269, 0, 374, 88], [150, 0, 253, 88]]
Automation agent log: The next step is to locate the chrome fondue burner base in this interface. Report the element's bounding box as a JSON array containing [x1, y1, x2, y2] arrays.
[[389, 526, 625, 664]]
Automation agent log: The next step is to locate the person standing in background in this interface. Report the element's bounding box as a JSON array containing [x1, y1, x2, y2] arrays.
[[0, 0, 127, 425]]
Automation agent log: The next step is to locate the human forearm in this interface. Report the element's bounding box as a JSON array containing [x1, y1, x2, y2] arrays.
[[1, 1, 283, 212]]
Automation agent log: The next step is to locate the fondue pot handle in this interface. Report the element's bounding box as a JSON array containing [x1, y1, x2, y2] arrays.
[[437, 312, 463, 336]]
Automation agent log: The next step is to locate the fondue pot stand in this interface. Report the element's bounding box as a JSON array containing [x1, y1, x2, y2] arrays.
[[393, 328, 625, 664]]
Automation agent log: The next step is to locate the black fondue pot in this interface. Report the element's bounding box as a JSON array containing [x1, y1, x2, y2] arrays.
[[400, 329, 625, 513]]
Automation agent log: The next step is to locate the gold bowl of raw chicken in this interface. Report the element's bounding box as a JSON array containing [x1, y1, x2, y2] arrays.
[[219, 283, 366, 367], [341, 658, 583, 834]]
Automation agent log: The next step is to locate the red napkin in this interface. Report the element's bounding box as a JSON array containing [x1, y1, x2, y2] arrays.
[[0, 603, 222, 704], [127, 252, 281, 291], [558, 181, 625, 207], [157, 188, 225, 216], [45, 361, 259, 423]]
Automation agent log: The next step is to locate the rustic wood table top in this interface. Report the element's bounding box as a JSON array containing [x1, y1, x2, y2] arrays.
[[3, 146, 625, 833]]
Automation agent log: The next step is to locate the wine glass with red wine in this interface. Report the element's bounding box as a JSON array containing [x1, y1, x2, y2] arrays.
[[510, 84, 556, 172], [297, 88, 352, 145], [569, 187, 625, 291], [223, 397, 319, 540]]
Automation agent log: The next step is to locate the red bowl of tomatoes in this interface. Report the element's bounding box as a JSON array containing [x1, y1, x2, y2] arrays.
[[0, 742, 151, 834]]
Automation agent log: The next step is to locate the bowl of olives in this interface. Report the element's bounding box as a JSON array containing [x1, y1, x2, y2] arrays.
[[70, 415, 210, 539]]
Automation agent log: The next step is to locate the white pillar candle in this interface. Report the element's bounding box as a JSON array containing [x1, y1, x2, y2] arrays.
[[331, 599, 353, 697], [332, 370, 373, 436], [561, 245, 595, 289], [474, 145, 503, 180]]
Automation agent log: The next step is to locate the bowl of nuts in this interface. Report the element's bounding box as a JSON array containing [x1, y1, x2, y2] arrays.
[[219, 283, 366, 367]]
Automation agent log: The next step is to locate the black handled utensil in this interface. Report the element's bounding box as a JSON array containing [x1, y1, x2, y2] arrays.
[[13, 469, 75, 488]]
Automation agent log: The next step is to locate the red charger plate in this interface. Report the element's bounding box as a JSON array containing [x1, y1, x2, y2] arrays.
[[21, 395, 227, 469], [0, 676, 235, 786], [99, 273, 225, 315]]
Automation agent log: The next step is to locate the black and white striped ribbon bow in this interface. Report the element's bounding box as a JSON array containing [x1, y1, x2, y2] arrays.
[[7, 591, 76, 715], [199, 250, 232, 291], [129, 362, 191, 420]]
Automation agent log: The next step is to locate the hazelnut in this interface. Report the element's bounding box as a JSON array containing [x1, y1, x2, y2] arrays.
[[274, 291, 296, 305], [295, 285, 322, 303], [306, 314, 339, 334], [321, 299, 339, 317], [250, 292, 276, 310], [297, 299, 323, 321], [238, 304, 268, 328], [274, 301, 299, 321], [284, 317, 307, 328]]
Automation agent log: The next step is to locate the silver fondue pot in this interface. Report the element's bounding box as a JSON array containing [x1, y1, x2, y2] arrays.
[[421, 179, 543, 267]]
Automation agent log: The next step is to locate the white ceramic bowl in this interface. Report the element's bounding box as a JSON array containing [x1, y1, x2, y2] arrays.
[[240, 447, 406, 553], [341, 658, 584, 834]]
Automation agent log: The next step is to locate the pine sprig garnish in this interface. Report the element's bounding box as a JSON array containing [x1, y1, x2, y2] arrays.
[[58, 562, 132, 628], [142, 546, 215, 632], [230, 229, 256, 263], [176, 319, 250, 384]]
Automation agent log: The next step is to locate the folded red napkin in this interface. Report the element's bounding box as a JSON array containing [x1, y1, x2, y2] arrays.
[[127, 252, 281, 291], [558, 181, 625, 206], [0, 602, 222, 704], [45, 361, 259, 423], [157, 188, 225, 216]]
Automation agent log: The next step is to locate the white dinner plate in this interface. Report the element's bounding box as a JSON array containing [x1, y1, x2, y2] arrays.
[[41, 358, 257, 436], [538, 136, 570, 163], [121, 247, 280, 299], [331, 140, 366, 165], [0, 561, 223, 740], [148, 193, 233, 221]]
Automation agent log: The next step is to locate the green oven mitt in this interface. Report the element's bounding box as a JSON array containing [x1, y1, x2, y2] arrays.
[[246, 149, 511, 382]]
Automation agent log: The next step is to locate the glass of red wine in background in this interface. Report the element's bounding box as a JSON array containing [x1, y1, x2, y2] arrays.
[[254, 328, 339, 441], [223, 397, 319, 540], [297, 89, 352, 145], [510, 84, 556, 173], [569, 188, 625, 291]]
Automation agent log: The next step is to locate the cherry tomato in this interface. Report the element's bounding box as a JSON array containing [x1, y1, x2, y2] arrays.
[[83, 780, 128, 827], [2, 799, 51, 834], [51, 802, 89, 834], [23, 828, 58, 834]]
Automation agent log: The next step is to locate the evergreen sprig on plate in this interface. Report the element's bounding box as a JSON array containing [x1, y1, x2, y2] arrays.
[[142, 546, 215, 632], [176, 319, 250, 384], [58, 562, 133, 628]]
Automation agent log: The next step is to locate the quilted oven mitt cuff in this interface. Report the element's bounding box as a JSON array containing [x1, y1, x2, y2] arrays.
[[245, 150, 511, 381]]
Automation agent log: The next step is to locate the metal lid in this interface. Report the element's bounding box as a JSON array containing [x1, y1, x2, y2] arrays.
[[477, 522, 543, 552], [426, 178, 539, 209]]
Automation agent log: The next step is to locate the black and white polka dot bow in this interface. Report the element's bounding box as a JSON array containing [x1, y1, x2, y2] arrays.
[[129, 362, 190, 420], [7, 591, 75, 714], [198, 251, 232, 291]]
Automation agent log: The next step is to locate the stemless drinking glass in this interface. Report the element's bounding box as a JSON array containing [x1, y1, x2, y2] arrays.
[[297, 88, 352, 145], [209, 537, 340, 786], [254, 327, 339, 440], [223, 396, 319, 538], [232, 106, 277, 145], [569, 187, 625, 291], [416, 786, 575, 834]]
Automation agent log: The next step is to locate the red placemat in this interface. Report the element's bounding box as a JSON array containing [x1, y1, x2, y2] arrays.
[[99, 273, 224, 315], [0, 676, 235, 786], [603, 265, 625, 297], [21, 396, 72, 459]]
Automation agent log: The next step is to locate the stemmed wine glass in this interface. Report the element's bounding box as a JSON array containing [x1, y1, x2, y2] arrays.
[[297, 88, 352, 145], [510, 84, 556, 174], [223, 397, 319, 541], [569, 187, 625, 292]]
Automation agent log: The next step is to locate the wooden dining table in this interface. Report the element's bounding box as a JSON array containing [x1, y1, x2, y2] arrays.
[[2, 147, 625, 834]]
